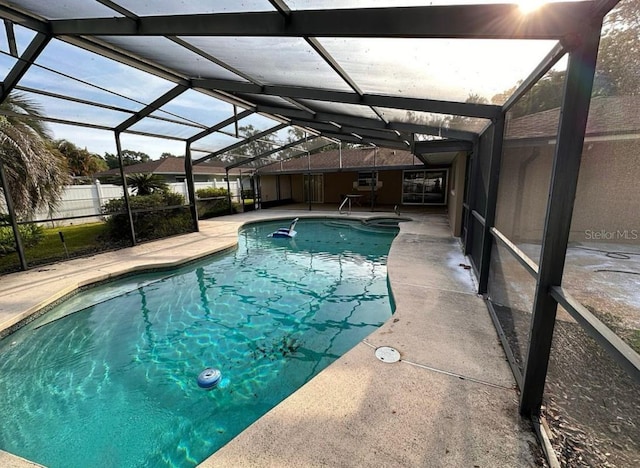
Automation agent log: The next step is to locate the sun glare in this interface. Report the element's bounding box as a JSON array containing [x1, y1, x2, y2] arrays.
[[518, 0, 547, 14]]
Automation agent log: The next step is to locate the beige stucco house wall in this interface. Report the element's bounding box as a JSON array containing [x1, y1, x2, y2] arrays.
[[447, 153, 467, 237], [493, 138, 639, 245]]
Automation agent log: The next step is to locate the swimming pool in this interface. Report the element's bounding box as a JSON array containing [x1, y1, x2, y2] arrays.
[[0, 218, 399, 467]]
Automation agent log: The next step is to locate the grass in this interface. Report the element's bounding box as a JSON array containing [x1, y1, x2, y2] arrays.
[[585, 305, 640, 355], [0, 222, 110, 273], [627, 330, 640, 354]]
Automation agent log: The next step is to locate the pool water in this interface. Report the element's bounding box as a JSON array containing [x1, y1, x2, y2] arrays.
[[0, 218, 398, 467]]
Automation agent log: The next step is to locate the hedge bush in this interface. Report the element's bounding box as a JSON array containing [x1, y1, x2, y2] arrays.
[[196, 187, 228, 199], [0, 222, 44, 254], [102, 192, 193, 242], [196, 187, 235, 219]]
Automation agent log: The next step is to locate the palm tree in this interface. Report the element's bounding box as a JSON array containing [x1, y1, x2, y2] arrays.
[[126, 173, 168, 196], [54, 139, 107, 178], [0, 92, 69, 218]]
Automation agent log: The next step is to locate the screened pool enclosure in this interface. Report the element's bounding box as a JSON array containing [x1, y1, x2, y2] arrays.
[[0, 0, 638, 466]]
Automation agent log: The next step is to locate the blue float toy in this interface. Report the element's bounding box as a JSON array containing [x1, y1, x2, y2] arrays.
[[197, 368, 222, 389], [269, 218, 299, 238]]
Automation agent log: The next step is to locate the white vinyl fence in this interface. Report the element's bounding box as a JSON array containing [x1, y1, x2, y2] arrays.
[[2, 180, 243, 226]]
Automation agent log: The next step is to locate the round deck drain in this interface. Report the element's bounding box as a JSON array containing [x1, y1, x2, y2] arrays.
[[375, 346, 401, 363]]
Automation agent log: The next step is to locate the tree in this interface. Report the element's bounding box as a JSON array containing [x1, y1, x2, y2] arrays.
[[448, 93, 490, 130], [103, 149, 151, 169], [491, 0, 640, 116], [220, 124, 277, 164], [595, 0, 640, 96], [0, 92, 69, 217], [401, 94, 488, 137], [286, 127, 310, 145], [54, 139, 107, 177], [495, 70, 565, 118], [496, 0, 638, 110], [160, 152, 181, 159], [239, 124, 277, 156], [284, 127, 363, 153], [126, 173, 168, 196]]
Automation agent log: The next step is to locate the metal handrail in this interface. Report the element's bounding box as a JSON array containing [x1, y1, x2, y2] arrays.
[[338, 196, 351, 215]]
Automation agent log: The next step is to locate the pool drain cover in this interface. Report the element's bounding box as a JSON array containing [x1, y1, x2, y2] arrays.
[[375, 346, 401, 363]]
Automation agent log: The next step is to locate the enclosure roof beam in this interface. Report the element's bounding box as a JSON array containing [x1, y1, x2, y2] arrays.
[[268, 0, 291, 16], [95, 0, 138, 18], [0, 109, 193, 142], [15, 85, 138, 115], [225, 135, 319, 170], [414, 139, 473, 154], [0, 31, 50, 102], [194, 78, 500, 119], [340, 125, 411, 142], [358, 138, 410, 150], [303, 36, 388, 124], [4, 20, 18, 57], [61, 35, 258, 113], [258, 104, 478, 142], [503, 42, 567, 113], [0, 110, 112, 131], [287, 119, 341, 133], [115, 84, 189, 132], [0, 5, 48, 33], [50, 3, 595, 40], [62, 35, 189, 86], [255, 141, 336, 172], [186, 109, 254, 144], [317, 132, 363, 144], [319, 131, 409, 150], [591, 0, 625, 19], [291, 118, 410, 144], [196, 123, 288, 164]]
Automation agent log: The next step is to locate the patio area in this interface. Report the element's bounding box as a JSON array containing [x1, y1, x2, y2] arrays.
[[0, 210, 540, 467]]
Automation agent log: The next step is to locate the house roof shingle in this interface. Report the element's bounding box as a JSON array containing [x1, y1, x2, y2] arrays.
[[505, 95, 640, 140], [96, 157, 240, 177]]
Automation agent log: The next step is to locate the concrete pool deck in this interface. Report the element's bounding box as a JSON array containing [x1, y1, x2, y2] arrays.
[[0, 210, 540, 467]]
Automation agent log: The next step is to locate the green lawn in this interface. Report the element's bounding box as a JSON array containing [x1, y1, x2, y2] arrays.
[[0, 222, 110, 273]]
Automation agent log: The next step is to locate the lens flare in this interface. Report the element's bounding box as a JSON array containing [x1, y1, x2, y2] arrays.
[[518, 0, 547, 14]]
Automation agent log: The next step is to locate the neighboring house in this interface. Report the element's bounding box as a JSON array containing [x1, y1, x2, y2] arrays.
[[95, 156, 245, 184], [496, 95, 640, 244]]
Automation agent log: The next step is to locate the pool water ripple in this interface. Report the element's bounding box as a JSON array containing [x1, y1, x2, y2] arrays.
[[0, 218, 398, 467]]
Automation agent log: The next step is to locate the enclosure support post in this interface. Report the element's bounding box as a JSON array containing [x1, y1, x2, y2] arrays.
[[307, 150, 312, 211], [253, 174, 261, 210], [225, 169, 233, 215], [239, 169, 245, 212], [370, 173, 375, 212], [463, 142, 479, 256], [520, 25, 602, 417], [307, 173, 312, 211], [114, 131, 136, 246], [478, 116, 505, 294], [185, 143, 199, 232], [0, 159, 27, 270]]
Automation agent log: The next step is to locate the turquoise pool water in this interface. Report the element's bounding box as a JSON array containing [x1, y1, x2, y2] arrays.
[[0, 218, 398, 467]]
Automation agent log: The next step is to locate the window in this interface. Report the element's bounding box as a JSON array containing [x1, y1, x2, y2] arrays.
[[402, 169, 448, 205], [357, 171, 377, 188], [353, 171, 382, 191]]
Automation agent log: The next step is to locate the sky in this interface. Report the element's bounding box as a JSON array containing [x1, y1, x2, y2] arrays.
[[0, 1, 570, 160]]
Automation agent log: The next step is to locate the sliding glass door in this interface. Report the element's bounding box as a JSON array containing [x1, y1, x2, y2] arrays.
[[402, 169, 448, 205], [303, 174, 324, 203]]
